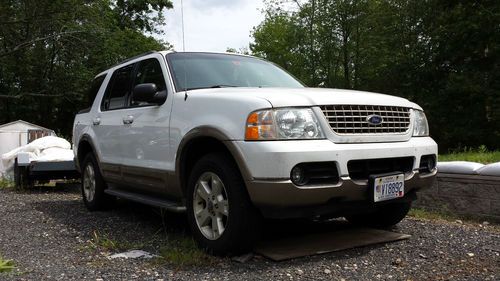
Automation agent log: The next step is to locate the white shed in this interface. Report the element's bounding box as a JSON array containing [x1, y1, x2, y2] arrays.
[[0, 120, 55, 175]]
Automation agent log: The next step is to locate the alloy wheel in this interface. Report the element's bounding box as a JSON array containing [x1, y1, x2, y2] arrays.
[[193, 172, 229, 240], [83, 163, 96, 202]]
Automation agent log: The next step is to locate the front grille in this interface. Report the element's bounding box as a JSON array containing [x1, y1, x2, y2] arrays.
[[347, 157, 414, 181], [321, 105, 411, 135]]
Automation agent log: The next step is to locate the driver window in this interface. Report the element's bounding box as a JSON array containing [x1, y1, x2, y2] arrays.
[[130, 58, 167, 106]]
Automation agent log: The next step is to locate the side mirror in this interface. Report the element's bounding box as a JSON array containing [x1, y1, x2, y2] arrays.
[[132, 83, 167, 105]]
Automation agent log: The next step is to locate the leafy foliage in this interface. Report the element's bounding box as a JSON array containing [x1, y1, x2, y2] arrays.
[[251, 0, 500, 151], [0, 179, 14, 189], [0, 0, 172, 137]]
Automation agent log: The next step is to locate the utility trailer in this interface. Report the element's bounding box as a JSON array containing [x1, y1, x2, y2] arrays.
[[13, 152, 80, 189]]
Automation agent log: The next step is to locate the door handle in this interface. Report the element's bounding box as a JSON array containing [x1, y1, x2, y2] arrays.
[[122, 115, 134, 125], [92, 117, 101, 126]]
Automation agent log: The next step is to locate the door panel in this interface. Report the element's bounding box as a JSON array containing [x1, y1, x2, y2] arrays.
[[120, 57, 172, 195], [93, 63, 135, 182]]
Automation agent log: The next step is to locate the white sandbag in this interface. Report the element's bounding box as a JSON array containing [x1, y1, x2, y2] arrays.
[[475, 162, 500, 176], [36, 147, 74, 162], [1, 136, 73, 173], [28, 136, 71, 150], [437, 161, 484, 175]]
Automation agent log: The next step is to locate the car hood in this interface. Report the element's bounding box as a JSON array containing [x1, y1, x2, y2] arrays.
[[186, 87, 422, 110]]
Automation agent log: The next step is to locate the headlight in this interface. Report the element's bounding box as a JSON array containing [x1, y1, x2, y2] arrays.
[[413, 110, 429, 136], [245, 108, 325, 140]]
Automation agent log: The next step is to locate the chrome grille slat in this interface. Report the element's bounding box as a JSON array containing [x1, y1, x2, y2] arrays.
[[320, 105, 411, 135]]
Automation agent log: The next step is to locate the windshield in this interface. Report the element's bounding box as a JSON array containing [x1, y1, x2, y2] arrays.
[[166, 52, 304, 91]]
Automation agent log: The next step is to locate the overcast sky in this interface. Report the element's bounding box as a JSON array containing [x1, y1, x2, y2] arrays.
[[160, 0, 265, 52]]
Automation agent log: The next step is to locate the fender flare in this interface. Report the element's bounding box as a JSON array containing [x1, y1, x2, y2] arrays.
[[76, 135, 101, 173], [175, 126, 252, 187]]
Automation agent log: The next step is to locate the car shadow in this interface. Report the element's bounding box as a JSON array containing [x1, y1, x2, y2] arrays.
[[30, 186, 398, 264]]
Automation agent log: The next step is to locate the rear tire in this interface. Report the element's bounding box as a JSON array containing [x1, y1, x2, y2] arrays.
[[345, 202, 412, 228], [81, 154, 114, 211], [186, 153, 261, 255]]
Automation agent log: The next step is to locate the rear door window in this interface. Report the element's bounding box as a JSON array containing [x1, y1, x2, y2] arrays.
[[101, 64, 134, 110]]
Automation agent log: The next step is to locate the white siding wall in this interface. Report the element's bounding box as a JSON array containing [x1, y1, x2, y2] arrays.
[[0, 132, 27, 175], [0, 121, 53, 176]]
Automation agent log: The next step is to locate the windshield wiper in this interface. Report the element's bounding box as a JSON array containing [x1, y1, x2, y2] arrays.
[[210, 84, 238, 88], [184, 85, 238, 91]]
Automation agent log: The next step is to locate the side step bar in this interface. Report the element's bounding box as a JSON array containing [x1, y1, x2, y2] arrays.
[[104, 189, 186, 213]]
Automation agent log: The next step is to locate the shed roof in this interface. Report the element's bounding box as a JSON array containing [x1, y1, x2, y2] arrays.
[[0, 120, 54, 132]]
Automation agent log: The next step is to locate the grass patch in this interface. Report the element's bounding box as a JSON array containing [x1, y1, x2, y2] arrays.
[[409, 207, 455, 221], [0, 255, 15, 273], [409, 207, 499, 229], [439, 145, 500, 164], [155, 235, 216, 268], [0, 178, 14, 190], [89, 230, 144, 252], [88, 230, 215, 268]]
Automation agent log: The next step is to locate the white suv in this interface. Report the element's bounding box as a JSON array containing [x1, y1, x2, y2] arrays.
[[73, 51, 437, 254]]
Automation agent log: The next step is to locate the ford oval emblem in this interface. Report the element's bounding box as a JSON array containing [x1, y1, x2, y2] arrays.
[[366, 114, 383, 125]]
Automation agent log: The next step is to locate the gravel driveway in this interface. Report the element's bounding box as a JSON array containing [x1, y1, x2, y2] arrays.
[[0, 185, 498, 281]]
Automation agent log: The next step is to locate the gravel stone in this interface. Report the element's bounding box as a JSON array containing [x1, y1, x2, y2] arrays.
[[0, 186, 499, 280]]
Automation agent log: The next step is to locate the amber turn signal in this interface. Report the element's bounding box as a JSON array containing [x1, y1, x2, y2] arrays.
[[245, 110, 276, 140]]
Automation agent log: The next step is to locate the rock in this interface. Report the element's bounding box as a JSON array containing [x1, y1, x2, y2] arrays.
[[324, 269, 331, 274], [297, 269, 303, 275], [392, 258, 403, 266], [419, 254, 427, 259], [455, 220, 463, 224], [232, 253, 253, 263], [467, 253, 475, 257]]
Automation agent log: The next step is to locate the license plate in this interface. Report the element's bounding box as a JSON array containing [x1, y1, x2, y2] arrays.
[[373, 173, 404, 202]]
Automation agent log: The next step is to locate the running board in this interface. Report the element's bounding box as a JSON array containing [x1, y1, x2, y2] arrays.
[[104, 189, 186, 213]]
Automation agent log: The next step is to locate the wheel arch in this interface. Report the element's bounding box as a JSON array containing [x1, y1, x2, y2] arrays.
[[176, 126, 252, 198], [76, 135, 100, 173]]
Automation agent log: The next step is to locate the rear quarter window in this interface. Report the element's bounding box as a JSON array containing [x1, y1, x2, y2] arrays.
[[79, 74, 106, 113]]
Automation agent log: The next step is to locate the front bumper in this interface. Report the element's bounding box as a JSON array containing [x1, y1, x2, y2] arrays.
[[232, 137, 437, 218], [246, 170, 436, 218]]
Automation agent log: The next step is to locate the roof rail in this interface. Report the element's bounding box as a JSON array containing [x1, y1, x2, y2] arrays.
[[110, 51, 157, 69]]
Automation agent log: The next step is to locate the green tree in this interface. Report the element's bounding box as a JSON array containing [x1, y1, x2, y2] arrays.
[[251, 0, 500, 151], [0, 0, 172, 137]]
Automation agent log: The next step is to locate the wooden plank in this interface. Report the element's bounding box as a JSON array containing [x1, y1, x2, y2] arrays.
[[254, 227, 410, 261]]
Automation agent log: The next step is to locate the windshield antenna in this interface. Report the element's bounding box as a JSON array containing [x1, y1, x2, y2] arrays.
[[180, 0, 188, 100]]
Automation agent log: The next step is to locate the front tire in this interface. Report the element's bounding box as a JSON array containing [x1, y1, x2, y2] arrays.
[[346, 201, 412, 228], [81, 154, 114, 211], [187, 153, 261, 255]]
